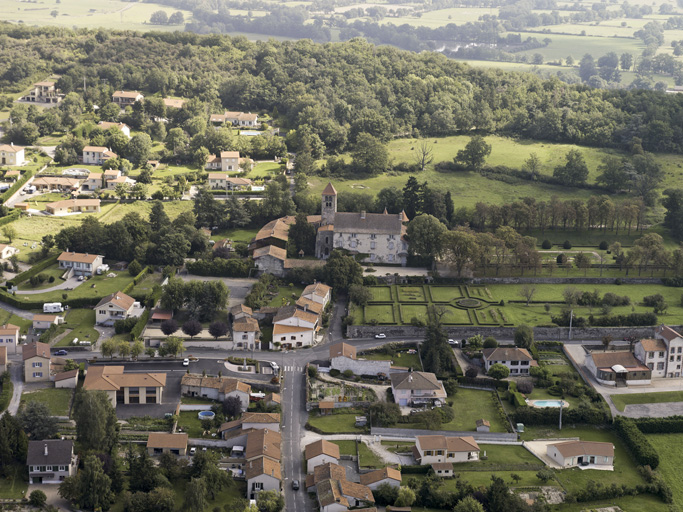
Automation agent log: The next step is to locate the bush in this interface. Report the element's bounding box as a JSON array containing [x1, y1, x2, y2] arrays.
[[547, 385, 563, 396], [329, 369, 340, 377], [599, 241, 609, 250], [465, 367, 478, 378], [6, 254, 59, 287], [483, 337, 498, 348], [541, 239, 552, 249], [614, 416, 659, 469], [114, 316, 139, 334], [130, 310, 150, 340], [342, 369, 353, 379], [563, 240, 572, 249], [0, 372, 12, 412], [643, 294, 665, 307], [634, 416, 683, 433], [29, 490, 47, 507], [509, 391, 526, 407], [516, 380, 534, 394], [512, 404, 608, 426], [186, 258, 253, 277], [128, 259, 143, 276]]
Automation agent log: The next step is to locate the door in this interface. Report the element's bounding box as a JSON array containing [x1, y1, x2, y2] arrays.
[[399, 399, 407, 406]]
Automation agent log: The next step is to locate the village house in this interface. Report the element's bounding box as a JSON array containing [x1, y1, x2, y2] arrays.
[[0, 243, 18, 260], [264, 392, 281, 408], [27, 440, 78, 484], [112, 90, 144, 106], [32, 177, 82, 192], [163, 98, 186, 109], [32, 314, 62, 331], [208, 174, 253, 190], [296, 296, 324, 316], [46, 199, 101, 216], [206, 151, 241, 172], [546, 440, 614, 468], [413, 435, 480, 465], [390, 370, 447, 407], [272, 305, 320, 349], [329, 342, 394, 376], [0, 323, 20, 355], [635, 326, 683, 378], [482, 347, 536, 375], [54, 369, 79, 389], [0, 346, 6, 374], [147, 433, 189, 456], [57, 251, 104, 276], [23, 342, 52, 382], [315, 183, 409, 265], [246, 456, 281, 499], [210, 111, 260, 127], [81, 172, 103, 191], [232, 317, 261, 350], [249, 216, 294, 252], [4, 169, 20, 180], [302, 282, 332, 309], [0, 144, 25, 166], [181, 374, 250, 410], [82, 146, 117, 165], [83, 366, 166, 406], [585, 351, 652, 387], [24, 81, 63, 104], [305, 439, 341, 473], [306, 462, 347, 493], [230, 304, 253, 321], [95, 291, 139, 326], [253, 245, 287, 277], [220, 412, 281, 439], [359, 467, 402, 490], [475, 419, 491, 432], [98, 121, 131, 138], [316, 478, 374, 512]]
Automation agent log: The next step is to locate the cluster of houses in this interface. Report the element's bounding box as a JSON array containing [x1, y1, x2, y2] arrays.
[[271, 282, 331, 349]]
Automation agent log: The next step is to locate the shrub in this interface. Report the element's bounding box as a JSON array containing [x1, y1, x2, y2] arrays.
[[29, 490, 47, 507], [542, 239, 552, 249], [563, 240, 572, 249], [556, 253, 567, 265], [517, 380, 534, 394], [465, 367, 478, 378], [547, 385, 563, 396], [114, 316, 138, 334], [483, 337, 498, 348], [128, 259, 143, 276], [48, 275, 55, 283], [643, 294, 665, 307], [329, 369, 340, 377], [342, 369, 353, 379], [510, 391, 526, 407], [614, 416, 659, 469], [599, 241, 609, 250]]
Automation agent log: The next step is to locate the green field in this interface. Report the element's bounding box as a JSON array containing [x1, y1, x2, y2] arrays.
[[17, 265, 67, 291], [610, 391, 683, 412], [308, 411, 363, 433], [646, 433, 683, 508], [0, 464, 28, 499], [14, 269, 135, 304], [0, 309, 32, 333], [21, 387, 73, 416], [360, 349, 422, 370], [440, 388, 508, 432], [330, 439, 356, 456], [54, 308, 100, 348]]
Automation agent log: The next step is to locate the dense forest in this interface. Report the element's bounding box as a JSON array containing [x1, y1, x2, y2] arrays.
[[3, 24, 683, 155]]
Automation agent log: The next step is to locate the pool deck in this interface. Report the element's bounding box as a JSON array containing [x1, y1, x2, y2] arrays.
[[527, 399, 570, 408]]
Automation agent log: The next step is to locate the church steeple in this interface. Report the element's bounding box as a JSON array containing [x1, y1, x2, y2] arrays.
[[321, 182, 337, 226]]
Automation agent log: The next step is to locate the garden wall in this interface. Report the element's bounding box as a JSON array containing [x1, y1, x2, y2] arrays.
[[346, 325, 683, 341]]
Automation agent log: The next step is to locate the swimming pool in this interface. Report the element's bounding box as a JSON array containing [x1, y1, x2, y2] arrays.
[[532, 400, 565, 408]]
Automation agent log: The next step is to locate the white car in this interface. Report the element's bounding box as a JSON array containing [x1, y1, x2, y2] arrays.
[[182, 358, 190, 366], [448, 339, 459, 346], [375, 333, 386, 339], [270, 362, 279, 372], [189, 447, 196, 455]]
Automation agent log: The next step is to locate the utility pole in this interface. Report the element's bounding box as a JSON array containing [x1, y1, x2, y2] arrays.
[[559, 402, 563, 430], [568, 309, 574, 340]]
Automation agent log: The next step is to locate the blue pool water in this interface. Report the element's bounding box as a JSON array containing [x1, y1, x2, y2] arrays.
[[534, 400, 564, 407], [197, 411, 216, 420]]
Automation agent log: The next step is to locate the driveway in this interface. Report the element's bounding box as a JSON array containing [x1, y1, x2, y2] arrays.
[[27, 483, 74, 511], [7, 362, 24, 415], [453, 348, 482, 376], [16, 276, 82, 295], [176, 275, 255, 307], [114, 371, 182, 419]]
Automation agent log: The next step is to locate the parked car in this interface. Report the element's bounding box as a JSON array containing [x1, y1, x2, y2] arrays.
[[189, 447, 196, 455], [448, 339, 459, 346], [292, 480, 300, 490], [182, 358, 190, 366], [375, 333, 386, 339], [270, 362, 279, 372], [54, 349, 68, 356]]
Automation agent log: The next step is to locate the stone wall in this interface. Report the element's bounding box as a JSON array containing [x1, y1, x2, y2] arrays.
[[470, 277, 663, 285], [330, 356, 392, 376], [346, 325, 683, 341]]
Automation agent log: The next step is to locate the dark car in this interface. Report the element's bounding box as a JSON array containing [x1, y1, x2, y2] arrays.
[[292, 479, 300, 490], [54, 349, 68, 356]]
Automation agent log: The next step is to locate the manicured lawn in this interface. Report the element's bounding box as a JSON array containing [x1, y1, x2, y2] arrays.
[[0, 464, 28, 499], [0, 310, 32, 333], [177, 411, 213, 438], [611, 391, 683, 412], [369, 286, 393, 302], [363, 304, 396, 324], [54, 309, 99, 347], [266, 285, 304, 307], [429, 286, 465, 302], [16, 265, 66, 291], [14, 271, 135, 304], [361, 350, 422, 370], [646, 434, 683, 508], [397, 286, 427, 302], [381, 440, 414, 453], [439, 388, 508, 432], [400, 304, 429, 323], [210, 227, 259, 244], [551, 494, 670, 512], [331, 440, 357, 456], [358, 441, 384, 468], [407, 470, 556, 490], [308, 412, 363, 433], [181, 396, 219, 405], [248, 161, 280, 178], [441, 306, 473, 325], [468, 444, 543, 468], [21, 387, 73, 416], [129, 271, 163, 296]]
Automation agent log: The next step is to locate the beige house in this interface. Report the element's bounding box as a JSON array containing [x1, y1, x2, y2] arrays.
[[0, 323, 20, 354], [305, 462, 346, 492], [32, 314, 61, 331], [95, 291, 136, 326], [32, 177, 82, 192], [147, 433, 188, 456], [246, 456, 281, 499], [54, 369, 79, 389], [98, 122, 131, 139], [547, 440, 614, 468], [230, 304, 253, 321], [82, 172, 103, 191], [482, 347, 535, 375], [0, 144, 25, 166], [46, 199, 101, 216], [83, 366, 166, 406], [329, 342, 394, 377], [305, 439, 340, 473], [27, 440, 78, 484], [316, 478, 374, 512], [57, 251, 104, 276], [413, 435, 480, 465], [82, 146, 117, 165], [220, 412, 281, 439], [272, 305, 319, 349], [206, 151, 240, 172], [585, 351, 652, 387], [0, 346, 7, 374], [210, 111, 259, 127], [181, 374, 250, 409], [24, 81, 63, 104], [112, 90, 144, 106], [302, 282, 332, 309], [315, 183, 409, 265], [635, 326, 683, 378], [359, 467, 402, 490], [390, 371, 447, 407], [232, 317, 261, 350], [208, 174, 252, 190], [0, 243, 18, 260], [23, 342, 52, 382]]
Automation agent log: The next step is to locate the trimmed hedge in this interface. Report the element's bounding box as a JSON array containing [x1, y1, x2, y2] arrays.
[[0, 372, 13, 413], [510, 391, 526, 407], [130, 309, 150, 341], [0, 289, 100, 310], [634, 416, 683, 434], [0, 210, 20, 227], [511, 405, 609, 426], [614, 416, 659, 469], [7, 254, 59, 287], [122, 266, 150, 294], [400, 465, 431, 474], [186, 258, 253, 277], [456, 376, 509, 390], [0, 168, 37, 204]]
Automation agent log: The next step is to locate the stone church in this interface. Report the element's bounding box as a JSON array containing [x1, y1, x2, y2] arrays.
[[314, 183, 409, 265]]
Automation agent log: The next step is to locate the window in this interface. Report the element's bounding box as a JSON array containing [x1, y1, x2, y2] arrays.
[[370, 242, 376, 250], [242, 335, 248, 340], [388, 255, 395, 262], [388, 235, 395, 240], [436, 450, 443, 455], [32, 362, 42, 367], [370, 234, 376, 239], [603, 457, 609, 463], [510, 361, 519, 365], [678, 355, 681, 361], [291, 336, 296, 340], [351, 233, 357, 238], [648, 351, 654, 358], [670, 356, 675, 362], [32, 372, 42, 378], [647, 363, 654, 370], [657, 362, 665, 370], [370, 254, 376, 261], [388, 242, 394, 250], [679, 347, 682, 353], [424, 450, 433, 456], [659, 351, 665, 357], [521, 361, 529, 365]]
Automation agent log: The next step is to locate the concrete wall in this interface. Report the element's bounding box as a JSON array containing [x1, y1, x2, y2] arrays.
[[347, 325, 683, 341], [330, 356, 392, 376]]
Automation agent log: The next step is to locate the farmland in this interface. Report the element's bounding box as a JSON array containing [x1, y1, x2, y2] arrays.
[[646, 433, 683, 508]]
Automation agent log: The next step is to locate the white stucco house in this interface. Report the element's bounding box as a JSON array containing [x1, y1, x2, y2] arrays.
[[329, 342, 393, 376], [0, 244, 18, 260], [0, 144, 25, 166], [232, 317, 261, 350], [206, 151, 240, 172], [0, 323, 20, 355], [390, 370, 447, 407], [57, 252, 104, 276], [547, 440, 614, 468], [305, 439, 340, 473], [27, 440, 78, 484], [181, 374, 250, 410], [482, 347, 536, 375], [359, 467, 402, 490], [635, 326, 683, 378], [95, 291, 138, 326], [301, 282, 332, 309], [413, 435, 480, 465], [82, 146, 117, 165], [272, 305, 319, 349], [585, 351, 652, 387]]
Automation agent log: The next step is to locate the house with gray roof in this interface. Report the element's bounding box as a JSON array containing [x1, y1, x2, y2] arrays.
[[390, 370, 447, 407], [27, 440, 78, 484], [315, 183, 409, 265], [482, 347, 536, 375]]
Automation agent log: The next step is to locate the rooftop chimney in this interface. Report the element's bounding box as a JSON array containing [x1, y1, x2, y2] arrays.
[[360, 211, 366, 220], [44, 444, 48, 457]]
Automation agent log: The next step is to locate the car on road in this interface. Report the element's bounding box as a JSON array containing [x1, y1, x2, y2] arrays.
[[375, 333, 386, 339], [448, 339, 459, 346], [54, 349, 68, 356], [182, 358, 190, 366], [270, 361, 279, 371], [292, 480, 300, 490]]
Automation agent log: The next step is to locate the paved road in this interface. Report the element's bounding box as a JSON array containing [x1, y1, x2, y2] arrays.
[[282, 368, 310, 512]]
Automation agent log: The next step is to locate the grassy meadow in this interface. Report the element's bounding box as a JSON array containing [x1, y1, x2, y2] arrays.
[[610, 391, 683, 412], [646, 434, 683, 508]]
